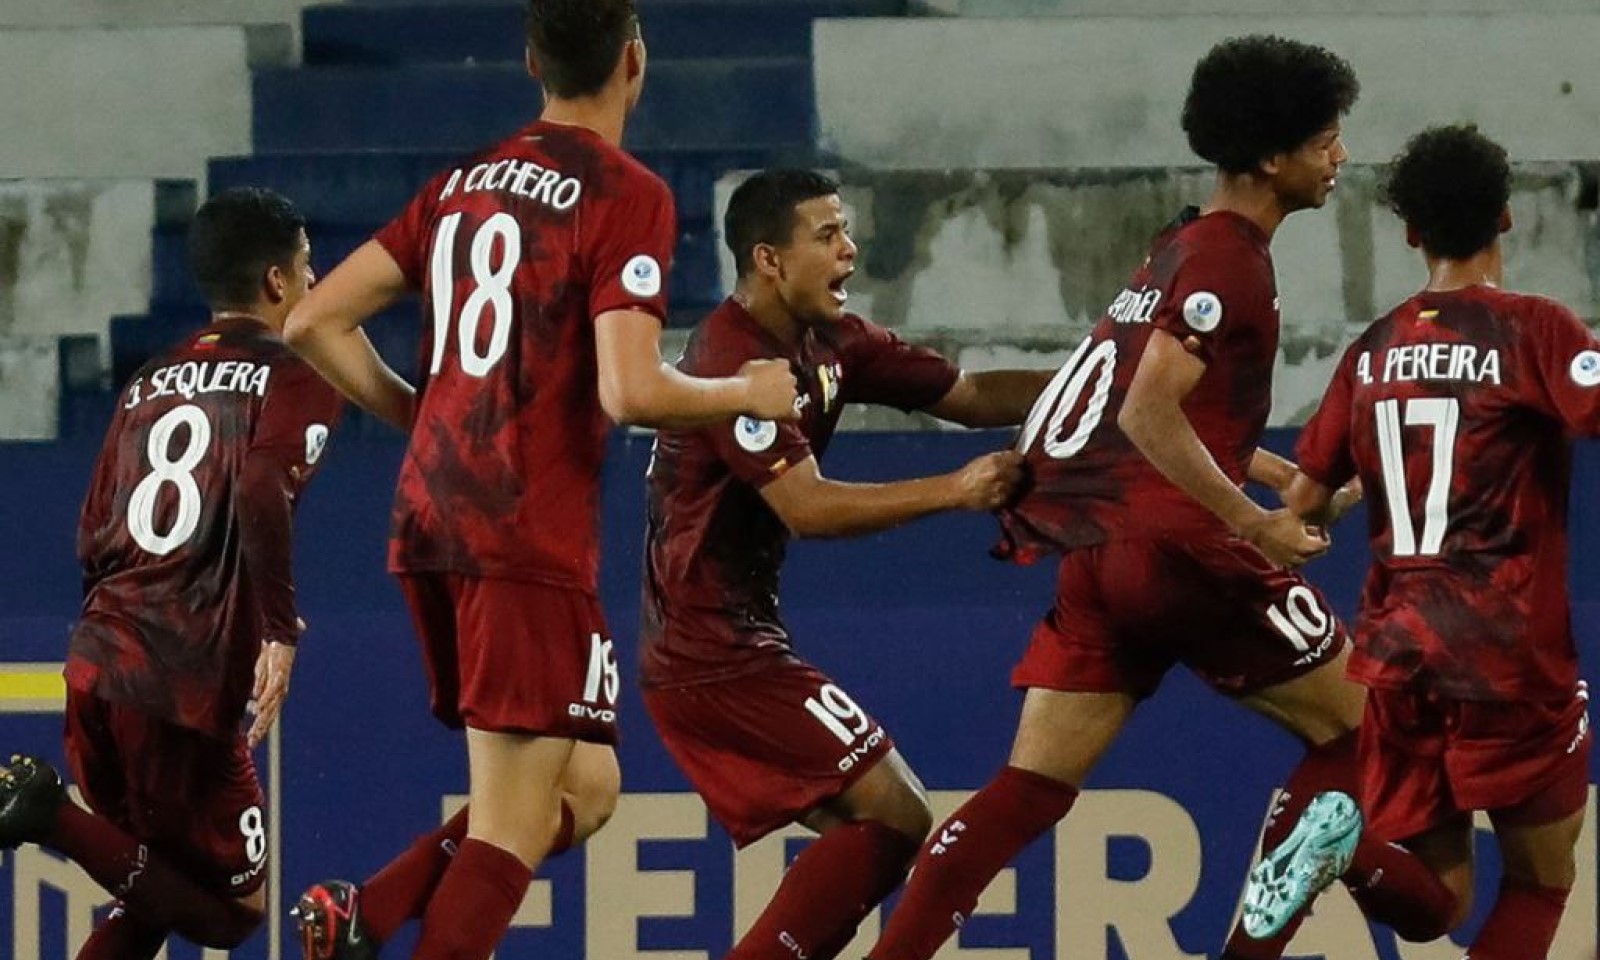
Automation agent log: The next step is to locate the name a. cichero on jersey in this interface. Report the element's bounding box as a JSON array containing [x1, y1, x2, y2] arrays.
[[438, 158, 583, 212], [123, 360, 271, 409], [1355, 343, 1503, 387]]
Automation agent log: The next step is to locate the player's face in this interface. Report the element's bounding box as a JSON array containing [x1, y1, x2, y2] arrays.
[[280, 230, 315, 310], [1271, 122, 1349, 212], [774, 194, 857, 325]]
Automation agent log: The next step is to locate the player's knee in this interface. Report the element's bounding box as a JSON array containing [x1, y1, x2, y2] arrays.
[[563, 751, 622, 845]]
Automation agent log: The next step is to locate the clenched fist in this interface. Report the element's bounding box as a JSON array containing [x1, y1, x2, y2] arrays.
[[951, 450, 1025, 511], [737, 358, 801, 421]]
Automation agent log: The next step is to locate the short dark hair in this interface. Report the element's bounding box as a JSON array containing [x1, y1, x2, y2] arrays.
[[526, 0, 639, 99], [1383, 124, 1510, 261], [724, 169, 840, 277], [1182, 35, 1360, 174], [188, 187, 305, 310]]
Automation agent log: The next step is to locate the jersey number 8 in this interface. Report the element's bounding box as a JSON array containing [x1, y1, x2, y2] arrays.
[[126, 404, 212, 556]]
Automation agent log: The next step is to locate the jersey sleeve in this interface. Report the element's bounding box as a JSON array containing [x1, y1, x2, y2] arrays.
[[1294, 342, 1360, 490], [1150, 241, 1268, 365], [372, 170, 452, 289], [586, 167, 675, 324], [1523, 299, 1600, 437], [838, 317, 961, 411], [238, 362, 344, 646]]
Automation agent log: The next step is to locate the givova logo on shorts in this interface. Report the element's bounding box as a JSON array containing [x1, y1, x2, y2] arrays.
[[570, 633, 619, 724]]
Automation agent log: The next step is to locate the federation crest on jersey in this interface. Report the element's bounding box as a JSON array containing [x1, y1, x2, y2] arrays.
[[622, 255, 662, 298], [1183, 291, 1223, 333], [734, 416, 778, 453], [305, 424, 329, 465], [1570, 349, 1600, 387], [818, 362, 842, 413]]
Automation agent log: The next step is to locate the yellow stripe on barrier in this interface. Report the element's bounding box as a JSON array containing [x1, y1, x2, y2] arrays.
[[0, 664, 65, 713]]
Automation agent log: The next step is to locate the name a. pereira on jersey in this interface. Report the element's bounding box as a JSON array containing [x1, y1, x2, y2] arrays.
[[123, 360, 271, 409], [1356, 343, 1503, 387], [437, 157, 583, 212]]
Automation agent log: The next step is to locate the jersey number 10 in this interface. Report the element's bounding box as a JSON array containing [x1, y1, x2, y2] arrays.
[[428, 211, 523, 378]]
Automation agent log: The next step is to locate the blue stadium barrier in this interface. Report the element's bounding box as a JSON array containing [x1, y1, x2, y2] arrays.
[[251, 59, 814, 153]]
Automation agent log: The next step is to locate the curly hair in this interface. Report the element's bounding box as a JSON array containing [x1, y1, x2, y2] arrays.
[[1383, 124, 1510, 260], [1182, 35, 1360, 174], [724, 169, 841, 278], [526, 0, 639, 99]]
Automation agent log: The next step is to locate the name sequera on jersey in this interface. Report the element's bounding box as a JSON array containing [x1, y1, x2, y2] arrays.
[[123, 360, 271, 409]]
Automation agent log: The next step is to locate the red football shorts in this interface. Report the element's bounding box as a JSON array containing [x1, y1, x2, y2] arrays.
[[398, 573, 618, 743], [642, 658, 894, 847], [63, 688, 268, 897], [1359, 683, 1591, 842], [1013, 535, 1346, 700]]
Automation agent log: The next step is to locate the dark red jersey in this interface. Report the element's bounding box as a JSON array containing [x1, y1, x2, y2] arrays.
[[67, 317, 342, 739], [1297, 285, 1600, 700], [999, 208, 1279, 560], [639, 300, 959, 686], [374, 120, 675, 591]]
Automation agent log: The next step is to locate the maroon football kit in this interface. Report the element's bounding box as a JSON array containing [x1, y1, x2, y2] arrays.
[[640, 299, 958, 844], [1002, 208, 1346, 700], [1297, 285, 1599, 837], [374, 120, 675, 742], [66, 316, 341, 894]]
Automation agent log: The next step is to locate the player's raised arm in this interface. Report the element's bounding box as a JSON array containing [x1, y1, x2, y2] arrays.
[[926, 369, 1054, 428], [283, 240, 416, 430], [1120, 327, 1327, 567], [758, 450, 1022, 540], [594, 309, 798, 428]]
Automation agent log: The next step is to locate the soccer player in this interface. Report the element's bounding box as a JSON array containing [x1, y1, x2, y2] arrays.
[[280, 2, 798, 958], [0, 187, 340, 959], [865, 36, 1457, 960], [642, 168, 1042, 960], [1241, 124, 1596, 960]]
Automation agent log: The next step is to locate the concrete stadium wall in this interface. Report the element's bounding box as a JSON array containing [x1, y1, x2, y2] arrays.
[[714, 162, 1599, 426], [0, 179, 192, 439], [815, 15, 1600, 170], [0, 0, 329, 32], [0, 26, 287, 185]]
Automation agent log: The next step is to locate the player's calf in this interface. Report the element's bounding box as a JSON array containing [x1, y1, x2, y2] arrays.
[[0, 754, 64, 849], [293, 880, 378, 960]]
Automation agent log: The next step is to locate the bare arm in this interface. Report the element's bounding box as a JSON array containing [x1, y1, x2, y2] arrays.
[[759, 451, 1022, 539], [928, 369, 1055, 428], [283, 241, 416, 430], [594, 311, 798, 428], [1247, 447, 1297, 494], [1118, 329, 1327, 567]]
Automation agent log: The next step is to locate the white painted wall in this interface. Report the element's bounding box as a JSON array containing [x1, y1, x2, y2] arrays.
[[0, 27, 274, 186], [917, 0, 1599, 16], [0, 0, 328, 30], [816, 16, 1600, 170]]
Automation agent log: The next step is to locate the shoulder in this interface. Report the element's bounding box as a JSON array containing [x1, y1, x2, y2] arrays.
[[680, 303, 764, 375]]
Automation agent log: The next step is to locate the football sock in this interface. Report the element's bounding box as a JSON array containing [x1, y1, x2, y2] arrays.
[[360, 805, 470, 943], [869, 766, 1078, 960], [1221, 731, 1360, 959], [413, 838, 532, 960], [1467, 878, 1569, 960], [1343, 840, 1456, 942], [726, 819, 920, 960], [46, 801, 262, 947]]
